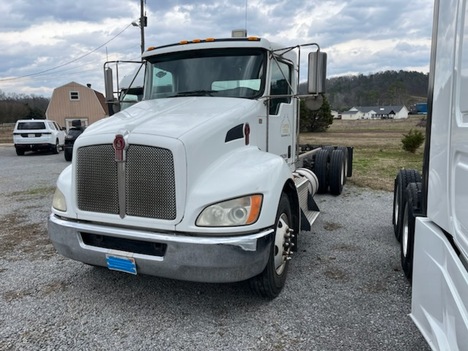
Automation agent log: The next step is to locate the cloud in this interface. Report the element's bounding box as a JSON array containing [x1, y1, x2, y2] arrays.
[[0, 0, 434, 96]]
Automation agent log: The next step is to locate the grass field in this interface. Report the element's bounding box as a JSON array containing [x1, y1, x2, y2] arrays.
[[301, 115, 425, 192], [1, 116, 425, 192]]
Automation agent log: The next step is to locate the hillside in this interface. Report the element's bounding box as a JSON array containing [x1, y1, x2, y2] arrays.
[[326, 70, 428, 111], [0, 70, 429, 123]]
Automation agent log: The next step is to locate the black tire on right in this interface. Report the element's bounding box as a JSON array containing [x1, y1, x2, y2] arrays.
[[314, 149, 329, 194], [346, 147, 353, 178], [401, 182, 422, 281], [393, 169, 422, 242], [329, 149, 345, 195], [336, 146, 348, 184]]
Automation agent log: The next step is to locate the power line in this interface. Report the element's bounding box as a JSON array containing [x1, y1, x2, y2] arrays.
[[0, 22, 133, 82]]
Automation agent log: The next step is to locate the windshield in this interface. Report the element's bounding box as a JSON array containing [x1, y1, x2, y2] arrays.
[[145, 48, 266, 100]]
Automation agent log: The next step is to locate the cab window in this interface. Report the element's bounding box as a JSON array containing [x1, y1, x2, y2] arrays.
[[269, 60, 292, 115]]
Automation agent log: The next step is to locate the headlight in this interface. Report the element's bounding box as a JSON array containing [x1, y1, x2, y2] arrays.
[[52, 188, 67, 211], [196, 194, 263, 227]]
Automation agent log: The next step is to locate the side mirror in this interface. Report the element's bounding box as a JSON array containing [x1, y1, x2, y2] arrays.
[[307, 51, 327, 94]]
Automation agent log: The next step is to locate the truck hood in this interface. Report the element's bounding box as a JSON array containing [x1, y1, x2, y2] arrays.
[[84, 97, 257, 140]]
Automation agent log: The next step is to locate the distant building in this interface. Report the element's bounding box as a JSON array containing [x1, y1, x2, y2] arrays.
[[46, 82, 109, 130], [331, 110, 341, 119], [341, 105, 409, 120]]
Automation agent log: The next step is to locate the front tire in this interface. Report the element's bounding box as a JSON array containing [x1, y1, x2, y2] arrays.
[[249, 193, 292, 298], [64, 148, 73, 161]]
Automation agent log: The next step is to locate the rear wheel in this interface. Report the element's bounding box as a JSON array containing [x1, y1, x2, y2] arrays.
[[336, 147, 349, 184], [329, 149, 345, 195], [314, 149, 329, 194], [393, 169, 421, 242], [52, 140, 60, 154], [249, 193, 292, 298], [401, 182, 422, 280], [15, 147, 25, 156]]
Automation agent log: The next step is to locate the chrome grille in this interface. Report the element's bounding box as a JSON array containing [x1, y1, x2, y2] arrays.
[[76, 144, 176, 220], [126, 145, 176, 219], [77, 145, 119, 213]]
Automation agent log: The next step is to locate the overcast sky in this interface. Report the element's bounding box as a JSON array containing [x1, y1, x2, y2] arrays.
[[0, 0, 434, 97]]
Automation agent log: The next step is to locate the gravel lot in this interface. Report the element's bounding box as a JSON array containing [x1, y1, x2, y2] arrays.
[[0, 145, 430, 351]]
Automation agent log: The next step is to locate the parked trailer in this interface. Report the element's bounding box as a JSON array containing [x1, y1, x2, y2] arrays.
[[48, 31, 352, 298], [392, 0, 468, 349]]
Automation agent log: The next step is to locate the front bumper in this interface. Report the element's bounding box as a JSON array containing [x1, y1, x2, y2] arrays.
[[48, 214, 273, 283]]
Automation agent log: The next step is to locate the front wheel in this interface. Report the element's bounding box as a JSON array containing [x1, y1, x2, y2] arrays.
[[249, 193, 292, 298], [64, 148, 73, 161]]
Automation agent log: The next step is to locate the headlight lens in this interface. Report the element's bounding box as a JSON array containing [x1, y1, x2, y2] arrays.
[[196, 194, 263, 227], [52, 188, 67, 211]]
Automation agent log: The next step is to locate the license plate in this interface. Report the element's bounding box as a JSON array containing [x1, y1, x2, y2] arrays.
[[106, 254, 137, 275], [28, 134, 35, 137]]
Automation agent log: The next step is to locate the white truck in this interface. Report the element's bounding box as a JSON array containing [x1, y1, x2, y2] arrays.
[[48, 32, 351, 298], [392, 0, 468, 348]]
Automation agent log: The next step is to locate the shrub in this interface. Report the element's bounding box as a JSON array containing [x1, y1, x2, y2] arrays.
[[401, 129, 425, 153]]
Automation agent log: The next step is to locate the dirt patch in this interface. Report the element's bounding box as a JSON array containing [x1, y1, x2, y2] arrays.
[[324, 268, 348, 281], [361, 280, 388, 294], [0, 212, 55, 261], [3, 288, 33, 302], [323, 221, 343, 231]]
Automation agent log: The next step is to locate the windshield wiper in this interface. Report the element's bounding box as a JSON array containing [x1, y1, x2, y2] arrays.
[[169, 90, 217, 97]]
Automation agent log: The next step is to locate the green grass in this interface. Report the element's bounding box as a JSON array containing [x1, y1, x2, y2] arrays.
[[301, 116, 426, 191]]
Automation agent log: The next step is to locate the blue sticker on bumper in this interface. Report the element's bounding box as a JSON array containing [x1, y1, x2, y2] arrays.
[[106, 255, 137, 275]]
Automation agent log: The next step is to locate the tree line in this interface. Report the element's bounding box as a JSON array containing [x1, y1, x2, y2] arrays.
[[0, 90, 49, 124], [325, 70, 428, 112], [0, 70, 429, 129]]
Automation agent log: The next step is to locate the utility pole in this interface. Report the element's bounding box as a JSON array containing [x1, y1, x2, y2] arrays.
[[133, 0, 147, 54], [139, 0, 147, 54]]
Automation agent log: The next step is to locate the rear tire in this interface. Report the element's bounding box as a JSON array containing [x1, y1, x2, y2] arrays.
[[401, 182, 422, 280], [314, 149, 329, 194], [329, 150, 345, 195], [249, 193, 292, 299], [52, 140, 60, 154], [336, 147, 349, 184], [15, 147, 25, 156], [393, 169, 421, 242]]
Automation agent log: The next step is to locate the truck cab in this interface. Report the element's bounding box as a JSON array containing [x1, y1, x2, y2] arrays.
[[48, 34, 339, 298]]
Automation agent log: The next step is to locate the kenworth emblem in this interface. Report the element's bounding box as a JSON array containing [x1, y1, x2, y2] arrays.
[[113, 134, 127, 162]]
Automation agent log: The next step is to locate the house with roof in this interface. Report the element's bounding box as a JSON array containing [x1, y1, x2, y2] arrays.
[[341, 105, 409, 120], [46, 82, 109, 130]]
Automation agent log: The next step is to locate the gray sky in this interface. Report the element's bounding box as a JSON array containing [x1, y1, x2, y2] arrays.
[[0, 0, 434, 97]]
